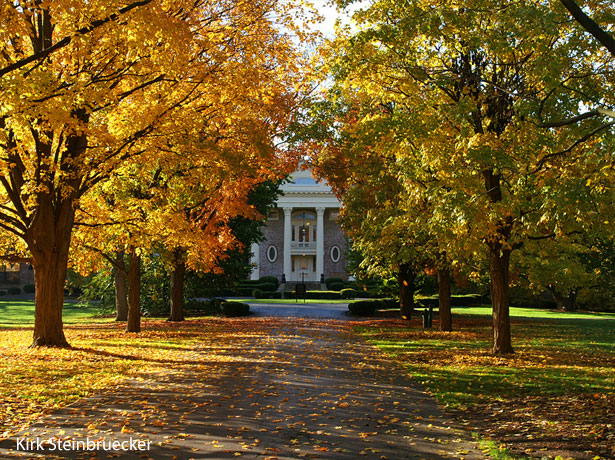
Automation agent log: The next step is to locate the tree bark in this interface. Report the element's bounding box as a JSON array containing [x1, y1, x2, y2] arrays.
[[490, 248, 514, 355], [113, 251, 128, 321], [438, 269, 452, 332], [28, 194, 76, 347], [126, 248, 141, 333], [31, 249, 71, 348], [560, 0, 615, 57], [398, 263, 415, 320], [168, 259, 186, 322]]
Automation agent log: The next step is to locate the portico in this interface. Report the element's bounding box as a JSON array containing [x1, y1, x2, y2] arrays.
[[251, 168, 346, 283]]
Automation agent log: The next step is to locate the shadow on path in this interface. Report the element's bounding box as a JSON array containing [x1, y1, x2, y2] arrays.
[[0, 319, 485, 460]]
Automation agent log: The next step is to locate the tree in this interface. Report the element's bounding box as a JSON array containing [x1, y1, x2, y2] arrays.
[[324, 0, 615, 353], [0, 0, 312, 346]]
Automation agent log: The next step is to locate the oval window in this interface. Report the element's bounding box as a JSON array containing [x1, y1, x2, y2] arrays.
[[267, 245, 278, 263], [330, 245, 341, 263]]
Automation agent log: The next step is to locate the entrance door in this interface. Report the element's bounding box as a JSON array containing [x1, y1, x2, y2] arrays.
[[292, 255, 315, 282]]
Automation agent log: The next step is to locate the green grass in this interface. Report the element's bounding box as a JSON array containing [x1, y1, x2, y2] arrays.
[[451, 304, 615, 320], [0, 301, 110, 328], [355, 313, 615, 459], [244, 298, 350, 304]]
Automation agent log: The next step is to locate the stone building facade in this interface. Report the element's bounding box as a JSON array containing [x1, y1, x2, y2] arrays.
[[250, 168, 347, 282]]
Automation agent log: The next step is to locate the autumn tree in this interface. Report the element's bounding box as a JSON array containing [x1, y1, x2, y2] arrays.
[[323, 0, 615, 353], [0, 0, 312, 346]]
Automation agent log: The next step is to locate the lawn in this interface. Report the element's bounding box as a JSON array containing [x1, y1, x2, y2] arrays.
[[0, 318, 253, 440], [0, 301, 110, 328], [356, 311, 615, 460]]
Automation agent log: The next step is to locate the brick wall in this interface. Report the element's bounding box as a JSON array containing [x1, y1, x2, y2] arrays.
[[258, 209, 284, 279], [323, 209, 347, 280]]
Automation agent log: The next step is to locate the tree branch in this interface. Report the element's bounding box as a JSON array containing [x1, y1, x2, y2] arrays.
[[0, 0, 155, 78], [560, 0, 615, 56]]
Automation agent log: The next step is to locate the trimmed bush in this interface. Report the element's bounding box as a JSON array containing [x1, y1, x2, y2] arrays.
[[254, 290, 283, 299], [325, 277, 344, 290], [259, 276, 279, 289], [7, 287, 21, 295], [239, 282, 276, 292], [236, 287, 254, 297], [340, 288, 357, 299], [283, 290, 342, 300], [348, 300, 377, 316], [328, 281, 344, 291], [0, 291, 6, 296], [23, 284, 35, 293], [220, 301, 250, 317], [184, 298, 221, 316]]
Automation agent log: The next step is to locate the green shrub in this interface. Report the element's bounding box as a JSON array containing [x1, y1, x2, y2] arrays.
[[340, 288, 357, 299], [236, 287, 254, 296], [325, 277, 344, 290], [328, 281, 344, 291], [252, 288, 264, 298], [259, 276, 279, 289], [0, 291, 6, 296], [348, 300, 377, 316], [23, 284, 35, 293], [239, 282, 276, 292], [7, 287, 21, 295], [283, 290, 342, 300], [184, 298, 221, 316], [221, 301, 250, 317]]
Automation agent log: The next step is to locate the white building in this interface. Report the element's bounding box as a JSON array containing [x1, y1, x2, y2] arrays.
[[250, 168, 347, 283]]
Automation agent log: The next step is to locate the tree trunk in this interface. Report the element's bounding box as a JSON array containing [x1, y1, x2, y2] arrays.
[[28, 196, 75, 347], [168, 259, 186, 322], [113, 251, 128, 321], [490, 248, 514, 355], [438, 269, 452, 332], [31, 250, 71, 347], [126, 248, 141, 333], [398, 263, 415, 321]]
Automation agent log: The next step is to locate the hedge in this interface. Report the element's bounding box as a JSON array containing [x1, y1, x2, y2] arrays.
[[252, 289, 282, 299], [7, 287, 21, 295], [23, 284, 35, 293], [238, 282, 277, 292], [348, 300, 377, 316], [283, 290, 342, 300], [340, 288, 357, 299], [220, 301, 250, 317]]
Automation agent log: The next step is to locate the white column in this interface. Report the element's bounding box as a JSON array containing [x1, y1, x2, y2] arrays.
[[283, 207, 293, 282], [316, 207, 325, 282], [249, 243, 260, 280]]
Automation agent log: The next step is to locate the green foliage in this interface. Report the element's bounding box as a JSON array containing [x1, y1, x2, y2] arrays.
[[283, 290, 342, 300], [220, 301, 250, 317], [325, 277, 344, 289], [22, 284, 35, 294], [340, 288, 357, 299], [348, 300, 377, 316], [258, 276, 280, 289], [7, 287, 21, 295], [252, 289, 282, 299], [183, 298, 221, 316], [140, 255, 170, 317], [78, 268, 115, 312]]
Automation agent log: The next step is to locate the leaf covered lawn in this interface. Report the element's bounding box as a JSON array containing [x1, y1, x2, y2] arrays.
[[356, 315, 615, 460]]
